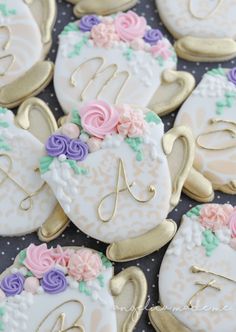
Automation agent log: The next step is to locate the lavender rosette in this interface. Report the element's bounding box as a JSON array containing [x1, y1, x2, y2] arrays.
[[66, 139, 89, 161], [41, 269, 67, 294], [46, 134, 70, 157], [227, 67, 236, 85], [0, 273, 25, 297], [143, 29, 163, 45], [79, 15, 101, 32]]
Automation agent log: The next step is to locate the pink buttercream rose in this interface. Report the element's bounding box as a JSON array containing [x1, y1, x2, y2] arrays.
[[150, 40, 172, 60], [68, 249, 102, 281], [79, 100, 119, 139], [23, 244, 55, 278], [91, 22, 119, 48], [229, 210, 236, 238], [199, 204, 233, 232], [24, 277, 40, 294], [114, 11, 147, 42], [117, 105, 148, 138], [51, 245, 74, 267]]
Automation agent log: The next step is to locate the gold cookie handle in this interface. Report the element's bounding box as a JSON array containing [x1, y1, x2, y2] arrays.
[[175, 36, 236, 62], [110, 267, 147, 332], [184, 167, 215, 202], [106, 219, 177, 262], [163, 126, 195, 209], [68, 0, 137, 17], [148, 69, 195, 116], [149, 306, 191, 332], [15, 97, 58, 143]]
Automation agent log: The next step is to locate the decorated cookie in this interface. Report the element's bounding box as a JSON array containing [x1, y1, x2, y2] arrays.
[[156, 0, 236, 61], [0, 0, 56, 108], [175, 68, 236, 202], [67, 0, 137, 17], [39, 101, 194, 261], [54, 11, 195, 117], [150, 203, 236, 332], [0, 244, 147, 332], [0, 97, 68, 238]]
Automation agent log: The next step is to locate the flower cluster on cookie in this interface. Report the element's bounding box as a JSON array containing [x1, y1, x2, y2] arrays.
[[62, 11, 174, 62], [0, 244, 112, 300], [40, 100, 161, 175]]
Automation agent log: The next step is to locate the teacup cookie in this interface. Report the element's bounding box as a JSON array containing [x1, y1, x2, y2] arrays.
[[0, 0, 56, 108], [0, 243, 147, 332], [0, 97, 68, 238], [150, 203, 236, 332], [39, 101, 194, 261], [156, 0, 236, 61], [67, 0, 137, 17], [175, 68, 236, 202], [54, 11, 195, 117]]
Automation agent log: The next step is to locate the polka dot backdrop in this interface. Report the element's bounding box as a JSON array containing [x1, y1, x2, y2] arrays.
[[1, 0, 236, 331]]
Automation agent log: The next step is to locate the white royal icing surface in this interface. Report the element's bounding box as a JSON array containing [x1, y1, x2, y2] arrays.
[[42, 120, 172, 243], [175, 69, 236, 190], [0, 108, 57, 236], [159, 205, 236, 332], [156, 0, 236, 39], [0, 0, 43, 88], [54, 16, 177, 115]]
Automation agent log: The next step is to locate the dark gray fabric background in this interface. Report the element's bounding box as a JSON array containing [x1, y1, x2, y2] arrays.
[[1, 0, 236, 331]]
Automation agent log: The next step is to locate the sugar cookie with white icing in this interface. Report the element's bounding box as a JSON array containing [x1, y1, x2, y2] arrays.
[[175, 68, 236, 201], [0, 97, 68, 238], [39, 100, 195, 261], [0, 0, 56, 108], [156, 0, 236, 61], [150, 203, 236, 332], [0, 243, 147, 332], [54, 11, 195, 117], [67, 0, 137, 17]]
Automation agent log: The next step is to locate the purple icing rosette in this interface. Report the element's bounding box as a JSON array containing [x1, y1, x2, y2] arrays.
[[46, 134, 70, 157], [0, 273, 24, 297], [79, 15, 101, 32], [41, 269, 67, 294], [66, 139, 89, 161], [143, 28, 163, 45], [227, 67, 236, 85]]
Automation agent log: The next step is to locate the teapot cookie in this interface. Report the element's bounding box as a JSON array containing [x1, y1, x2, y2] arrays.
[[67, 0, 137, 17], [0, 97, 68, 237], [39, 101, 194, 261], [0, 0, 56, 108], [150, 203, 236, 332], [54, 11, 195, 117], [175, 68, 236, 202], [156, 0, 236, 61], [0, 243, 147, 332]]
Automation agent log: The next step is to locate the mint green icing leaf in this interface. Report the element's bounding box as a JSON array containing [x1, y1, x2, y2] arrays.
[[145, 111, 161, 125], [65, 159, 87, 175], [39, 156, 54, 174], [207, 67, 226, 77], [0, 4, 16, 17], [0, 138, 11, 151], [186, 205, 201, 218], [0, 121, 9, 128], [125, 137, 144, 161], [79, 281, 92, 296], [0, 320, 4, 331], [123, 48, 133, 61], [156, 56, 164, 67], [99, 252, 112, 268], [97, 274, 105, 288], [202, 230, 219, 257], [61, 22, 79, 35], [68, 36, 89, 58], [0, 107, 7, 114], [18, 249, 26, 265], [71, 109, 82, 126]]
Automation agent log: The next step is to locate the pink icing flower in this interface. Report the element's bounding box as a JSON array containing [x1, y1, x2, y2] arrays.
[[87, 137, 102, 152], [24, 277, 39, 294], [199, 204, 233, 232], [130, 38, 145, 51], [51, 245, 74, 267], [229, 210, 236, 238], [23, 244, 55, 278], [68, 249, 102, 281], [114, 11, 147, 42], [61, 123, 80, 139], [79, 100, 120, 139], [117, 105, 148, 138], [91, 22, 119, 48], [150, 40, 172, 60]]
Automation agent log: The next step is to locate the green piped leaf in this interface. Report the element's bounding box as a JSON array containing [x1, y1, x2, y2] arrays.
[[39, 156, 54, 174], [71, 109, 82, 126], [79, 281, 92, 296], [97, 274, 105, 288], [68, 35, 89, 58], [0, 107, 7, 114], [207, 67, 226, 77], [125, 137, 144, 161], [0, 121, 9, 128], [202, 230, 219, 257], [99, 252, 112, 268], [0, 138, 11, 151], [145, 111, 161, 125], [18, 249, 26, 265], [61, 22, 79, 36], [0, 4, 16, 17], [65, 159, 87, 175], [186, 205, 201, 218], [123, 48, 134, 61]]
